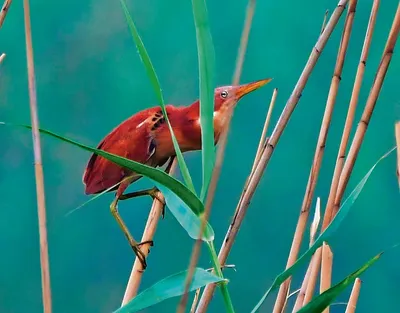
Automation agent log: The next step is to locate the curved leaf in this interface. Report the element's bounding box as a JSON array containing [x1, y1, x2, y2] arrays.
[[297, 252, 382, 313], [114, 268, 225, 313], [251, 147, 396, 312], [120, 0, 196, 194], [0, 123, 206, 217], [191, 0, 216, 201], [155, 183, 214, 241]]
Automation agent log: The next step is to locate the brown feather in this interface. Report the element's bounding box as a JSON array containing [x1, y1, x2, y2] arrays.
[[83, 107, 168, 194]]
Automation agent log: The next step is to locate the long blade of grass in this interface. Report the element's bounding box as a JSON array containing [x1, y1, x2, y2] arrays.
[[297, 253, 382, 313], [120, 0, 195, 194], [114, 268, 225, 313], [191, 0, 216, 201], [1, 123, 216, 240], [250, 146, 396, 312]]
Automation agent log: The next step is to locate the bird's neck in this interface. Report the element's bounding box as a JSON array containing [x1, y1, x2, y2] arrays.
[[183, 100, 231, 143]]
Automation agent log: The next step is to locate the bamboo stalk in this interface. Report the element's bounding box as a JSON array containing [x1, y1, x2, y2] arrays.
[[121, 159, 177, 305], [195, 2, 350, 311], [344, 278, 362, 313], [320, 243, 333, 313], [273, 1, 357, 311], [395, 122, 400, 188], [0, 0, 12, 28], [322, 0, 380, 231], [23, 0, 52, 312]]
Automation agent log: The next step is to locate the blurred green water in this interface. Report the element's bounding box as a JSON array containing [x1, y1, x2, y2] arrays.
[[0, 0, 399, 312]]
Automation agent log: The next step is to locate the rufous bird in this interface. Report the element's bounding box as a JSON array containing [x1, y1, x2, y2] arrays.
[[82, 78, 271, 269]]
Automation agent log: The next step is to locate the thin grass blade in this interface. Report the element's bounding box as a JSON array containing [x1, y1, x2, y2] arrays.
[[297, 252, 382, 313], [114, 268, 225, 313], [64, 181, 121, 217], [120, 0, 195, 194], [251, 146, 396, 312], [191, 0, 216, 201]]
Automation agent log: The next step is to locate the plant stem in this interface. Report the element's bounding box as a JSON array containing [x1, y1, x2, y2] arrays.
[[206, 241, 235, 313], [122, 159, 177, 305], [23, 0, 52, 312]]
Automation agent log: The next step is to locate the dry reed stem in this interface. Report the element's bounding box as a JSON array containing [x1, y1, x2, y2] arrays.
[[23, 0, 52, 312], [309, 197, 321, 247], [190, 288, 201, 313], [331, 2, 400, 219], [240, 88, 277, 205], [303, 248, 322, 306], [292, 260, 311, 312], [322, 0, 380, 232], [0, 0, 12, 28], [0, 53, 5, 64], [121, 159, 177, 305], [273, 1, 357, 311], [179, 1, 256, 312], [300, 5, 399, 311], [251, 88, 278, 174], [344, 278, 361, 313], [196, 2, 350, 311], [395, 122, 400, 188], [321, 10, 329, 34], [292, 201, 322, 312], [320, 243, 333, 313]]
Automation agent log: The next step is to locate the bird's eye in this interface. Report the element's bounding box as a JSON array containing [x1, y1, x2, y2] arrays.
[[220, 90, 228, 98]]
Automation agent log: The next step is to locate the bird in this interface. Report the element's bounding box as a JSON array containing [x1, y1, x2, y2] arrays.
[[82, 78, 271, 269]]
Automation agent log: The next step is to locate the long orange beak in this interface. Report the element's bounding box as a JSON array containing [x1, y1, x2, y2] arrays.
[[235, 78, 272, 99]]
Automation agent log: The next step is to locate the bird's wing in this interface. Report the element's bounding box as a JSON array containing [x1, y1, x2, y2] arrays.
[[83, 107, 167, 194]]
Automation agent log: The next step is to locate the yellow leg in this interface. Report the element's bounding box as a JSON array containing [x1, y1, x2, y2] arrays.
[[119, 187, 165, 204], [110, 198, 153, 269], [119, 187, 166, 218]]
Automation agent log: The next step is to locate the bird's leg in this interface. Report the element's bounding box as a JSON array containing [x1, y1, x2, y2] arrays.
[[119, 187, 164, 203], [119, 187, 166, 218], [110, 183, 154, 269], [119, 157, 175, 218]]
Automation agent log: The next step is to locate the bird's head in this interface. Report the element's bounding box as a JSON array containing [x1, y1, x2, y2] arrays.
[[178, 78, 272, 150], [213, 78, 272, 115], [209, 78, 272, 132]]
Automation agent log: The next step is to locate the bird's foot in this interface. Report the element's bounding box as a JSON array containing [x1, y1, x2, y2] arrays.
[[130, 240, 154, 270], [137, 240, 154, 248], [148, 187, 165, 204]]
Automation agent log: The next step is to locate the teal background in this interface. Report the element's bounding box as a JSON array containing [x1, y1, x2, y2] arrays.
[[1, 0, 399, 312]]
